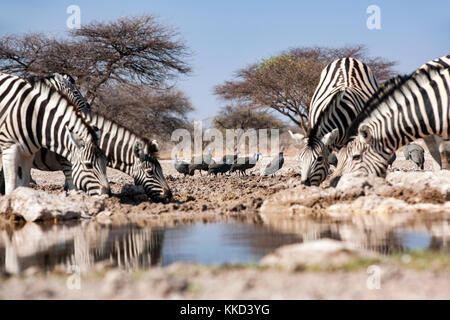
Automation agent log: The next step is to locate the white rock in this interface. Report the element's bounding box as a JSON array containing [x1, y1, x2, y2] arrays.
[[260, 239, 377, 270], [386, 171, 450, 196], [0, 187, 92, 222]]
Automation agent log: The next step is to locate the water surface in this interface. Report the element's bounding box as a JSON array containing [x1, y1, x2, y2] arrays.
[[0, 216, 448, 274]]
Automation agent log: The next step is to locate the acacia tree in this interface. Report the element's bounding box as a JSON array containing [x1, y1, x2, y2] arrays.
[[214, 45, 397, 132], [0, 15, 191, 101], [96, 84, 194, 141], [0, 15, 193, 140], [212, 104, 284, 153], [213, 104, 284, 132]]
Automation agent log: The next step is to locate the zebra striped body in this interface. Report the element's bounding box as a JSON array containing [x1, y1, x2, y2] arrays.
[[331, 61, 449, 182], [0, 72, 109, 195], [32, 110, 172, 202], [297, 58, 379, 186], [26, 73, 90, 111]]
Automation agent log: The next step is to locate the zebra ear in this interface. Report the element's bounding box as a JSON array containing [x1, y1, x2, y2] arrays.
[[295, 134, 307, 147], [321, 128, 339, 148], [92, 126, 102, 141], [68, 128, 85, 149], [358, 124, 372, 144], [25, 75, 41, 86], [134, 141, 145, 160], [150, 140, 159, 153], [60, 73, 76, 84]]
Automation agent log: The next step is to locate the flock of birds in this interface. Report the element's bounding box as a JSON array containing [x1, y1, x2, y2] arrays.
[[173, 131, 425, 179], [174, 147, 285, 177]]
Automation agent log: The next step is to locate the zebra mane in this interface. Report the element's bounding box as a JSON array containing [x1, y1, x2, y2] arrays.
[[26, 75, 99, 143], [26, 75, 81, 111], [88, 109, 160, 160], [306, 90, 344, 146], [344, 73, 412, 142]]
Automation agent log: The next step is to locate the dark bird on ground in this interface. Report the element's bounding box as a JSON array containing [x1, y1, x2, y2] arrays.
[[189, 148, 213, 175], [174, 154, 192, 176], [230, 152, 262, 176], [403, 143, 425, 169], [263, 146, 285, 176], [208, 151, 240, 176], [222, 151, 240, 164]]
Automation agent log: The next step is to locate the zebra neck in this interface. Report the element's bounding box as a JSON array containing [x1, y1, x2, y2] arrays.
[[83, 111, 137, 175]]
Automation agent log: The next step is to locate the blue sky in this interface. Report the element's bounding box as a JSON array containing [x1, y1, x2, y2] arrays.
[[1, 1, 449, 121]]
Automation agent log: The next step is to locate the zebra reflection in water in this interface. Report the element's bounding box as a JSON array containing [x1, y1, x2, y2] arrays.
[[0, 223, 165, 274]]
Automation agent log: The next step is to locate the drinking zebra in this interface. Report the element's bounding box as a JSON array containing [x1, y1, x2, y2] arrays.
[[413, 54, 450, 170], [330, 63, 449, 183], [9, 73, 172, 202], [31, 110, 172, 202], [296, 58, 379, 186], [0, 72, 109, 195]]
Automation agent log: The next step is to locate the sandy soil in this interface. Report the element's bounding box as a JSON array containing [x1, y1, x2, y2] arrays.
[[0, 261, 448, 299]]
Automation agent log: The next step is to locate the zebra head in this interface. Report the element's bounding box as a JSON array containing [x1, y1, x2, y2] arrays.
[[46, 73, 90, 111], [297, 129, 339, 186], [132, 140, 172, 203], [67, 125, 110, 196], [330, 124, 392, 187]]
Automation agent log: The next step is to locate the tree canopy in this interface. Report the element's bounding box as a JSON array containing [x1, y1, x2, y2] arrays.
[[0, 15, 194, 141], [214, 45, 397, 132]]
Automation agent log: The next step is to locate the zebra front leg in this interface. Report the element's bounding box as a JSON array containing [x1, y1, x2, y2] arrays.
[[62, 163, 76, 191], [19, 154, 34, 187], [1, 145, 20, 195], [423, 135, 442, 171]]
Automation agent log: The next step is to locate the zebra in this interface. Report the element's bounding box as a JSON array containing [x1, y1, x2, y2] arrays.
[[330, 63, 449, 184], [412, 54, 450, 170], [0, 72, 108, 194], [14, 73, 172, 202], [31, 110, 172, 202], [296, 58, 379, 186], [0, 72, 109, 195]]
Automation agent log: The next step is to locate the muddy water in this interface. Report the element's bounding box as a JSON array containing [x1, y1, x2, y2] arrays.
[[0, 215, 448, 274]]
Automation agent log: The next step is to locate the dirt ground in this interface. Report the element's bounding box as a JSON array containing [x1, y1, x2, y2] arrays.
[[27, 152, 445, 223], [0, 261, 449, 300], [1, 152, 449, 300]]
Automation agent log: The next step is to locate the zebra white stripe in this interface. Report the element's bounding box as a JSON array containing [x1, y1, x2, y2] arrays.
[[0, 72, 109, 195], [296, 58, 379, 186], [331, 57, 449, 183]]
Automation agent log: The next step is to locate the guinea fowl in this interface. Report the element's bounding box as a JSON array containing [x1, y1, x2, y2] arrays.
[[222, 151, 240, 164], [403, 143, 425, 169], [263, 146, 285, 176], [174, 154, 192, 176], [208, 151, 240, 176], [188, 148, 213, 175], [230, 152, 262, 176]]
